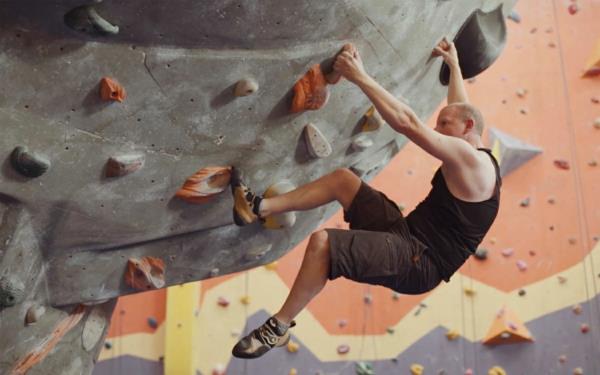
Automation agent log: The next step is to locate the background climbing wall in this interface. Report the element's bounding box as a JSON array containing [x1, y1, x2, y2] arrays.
[[94, 1, 600, 374]]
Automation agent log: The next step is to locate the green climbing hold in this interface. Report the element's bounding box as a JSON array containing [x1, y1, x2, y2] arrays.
[[355, 361, 374, 375]]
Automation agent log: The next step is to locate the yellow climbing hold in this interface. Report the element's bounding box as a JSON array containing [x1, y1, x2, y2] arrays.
[[464, 287, 476, 296], [287, 340, 300, 353], [361, 106, 385, 132], [488, 366, 507, 375], [289, 368, 298, 375], [240, 296, 251, 305], [264, 261, 278, 271], [445, 329, 460, 340], [410, 363, 424, 375]]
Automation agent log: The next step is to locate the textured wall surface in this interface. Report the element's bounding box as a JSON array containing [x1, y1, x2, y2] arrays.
[[0, 0, 515, 374]]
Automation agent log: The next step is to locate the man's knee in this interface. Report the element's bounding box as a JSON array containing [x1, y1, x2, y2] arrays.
[[307, 230, 329, 257], [331, 168, 359, 186], [330, 168, 361, 210]]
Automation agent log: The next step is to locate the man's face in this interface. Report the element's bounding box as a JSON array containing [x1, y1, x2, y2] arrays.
[[434, 106, 466, 137]]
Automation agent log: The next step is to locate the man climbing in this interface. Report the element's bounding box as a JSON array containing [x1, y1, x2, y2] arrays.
[[230, 38, 501, 359]]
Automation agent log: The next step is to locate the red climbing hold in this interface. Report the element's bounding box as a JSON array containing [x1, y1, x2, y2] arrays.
[[290, 64, 330, 113], [124, 257, 165, 290], [568, 3, 579, 15], [580, 323, 590, 333], [554, 159, 571, 170], [99, 77, 126, 102], [217, 296, 230, 307], [175, 166, 232, 204], [337, 344, 350, 354]]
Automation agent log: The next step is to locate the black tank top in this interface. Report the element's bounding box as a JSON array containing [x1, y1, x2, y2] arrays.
[[406, 148, 501, 281]]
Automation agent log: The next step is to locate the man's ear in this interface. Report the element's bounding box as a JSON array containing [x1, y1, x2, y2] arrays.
[[464, 118, 474, 133]]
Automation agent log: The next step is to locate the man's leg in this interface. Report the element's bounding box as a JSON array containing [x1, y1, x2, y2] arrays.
[[231, 169, 361, 358], [232, 229, 331, 359], [231, 167, 361, 225], [259, 168, 361, 217], [273, 230, 330, 324]]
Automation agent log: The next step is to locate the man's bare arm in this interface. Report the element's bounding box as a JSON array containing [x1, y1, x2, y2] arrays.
[[433, 38, 469, 104], [333, 47, 477, 167]]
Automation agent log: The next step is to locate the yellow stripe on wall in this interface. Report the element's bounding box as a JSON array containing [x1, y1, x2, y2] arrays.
[[165, 282, 202, 375]]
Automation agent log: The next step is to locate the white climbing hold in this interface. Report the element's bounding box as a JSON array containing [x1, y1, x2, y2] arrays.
[[516, 88, 528, 98], [304, 123, 332, 158], [244, 244, 273, 261], [234, 78, 259, 97], [501, 248, 514, 257], [351, 134, 374, 152], [593, 118, 600, 129], [263, 181, 297, 229], [25, 305, 46, 326], [82, 306, 108, 352]]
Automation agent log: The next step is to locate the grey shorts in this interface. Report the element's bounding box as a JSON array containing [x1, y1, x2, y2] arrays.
[[325, 181, 442, 295]]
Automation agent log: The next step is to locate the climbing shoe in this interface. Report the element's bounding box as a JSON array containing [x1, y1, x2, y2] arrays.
[[230, 167, 262, 226], [232, 317, 296, 359]]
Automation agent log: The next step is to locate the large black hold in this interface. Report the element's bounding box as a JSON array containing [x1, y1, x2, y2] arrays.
[[10, 146, 50, 178], [440, 5, 507, 85]]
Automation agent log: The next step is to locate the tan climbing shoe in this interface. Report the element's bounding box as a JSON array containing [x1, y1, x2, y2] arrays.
[[232, 317, 296, 359], [230, 167, 262, 226]]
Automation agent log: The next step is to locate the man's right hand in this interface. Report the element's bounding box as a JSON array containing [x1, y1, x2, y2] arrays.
[[432, 38, 459, 68], [333, 43, 368, 84]]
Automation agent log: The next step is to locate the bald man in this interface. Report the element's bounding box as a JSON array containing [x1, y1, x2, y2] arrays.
[[230, 39, 501, 359]]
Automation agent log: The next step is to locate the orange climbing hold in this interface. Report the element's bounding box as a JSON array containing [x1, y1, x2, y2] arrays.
[[11, 304, 87, 375], [290, 64, 330, 113], [124, 256, 165, 291], [175, 166, 232, 204], [99, 77, 126, 102], [483, 306, 534, 345]]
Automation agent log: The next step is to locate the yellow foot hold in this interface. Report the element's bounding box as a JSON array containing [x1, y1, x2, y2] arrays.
[[361, 106, 384, 132]]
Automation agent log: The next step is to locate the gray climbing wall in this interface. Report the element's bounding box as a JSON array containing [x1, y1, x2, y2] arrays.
[[0, 0, 514, 374]]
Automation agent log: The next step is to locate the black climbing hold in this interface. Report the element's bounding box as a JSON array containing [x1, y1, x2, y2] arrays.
[[0, 276, 26, 307], [10, 146, 50, 178], [440, 5, 507, 85], [147, 316, 158, 329], [64, 5, 119, 36], [104, 341, 112, 349], [518, 289, 526, 296]]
